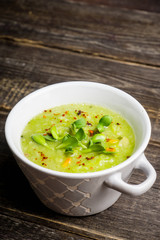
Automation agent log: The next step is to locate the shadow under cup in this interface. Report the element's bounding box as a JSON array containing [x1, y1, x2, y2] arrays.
[[5, 82, 156, 216]]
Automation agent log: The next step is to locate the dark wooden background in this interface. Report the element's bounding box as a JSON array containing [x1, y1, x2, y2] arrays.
[[0, 0, 160, 239]]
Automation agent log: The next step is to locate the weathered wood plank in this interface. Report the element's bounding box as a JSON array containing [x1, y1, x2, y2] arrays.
[[0, 214, 90, 240], [0, 1, 160, 240], [0, 0, 160, 66], [72, 0, 160, 13], [0, 41, 160, 144]]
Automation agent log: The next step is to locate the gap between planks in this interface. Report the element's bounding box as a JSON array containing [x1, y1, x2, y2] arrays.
[[0, 35, 160, 70], [0, 206, 124, 240]]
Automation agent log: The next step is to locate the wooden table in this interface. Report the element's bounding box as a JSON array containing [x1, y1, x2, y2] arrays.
[[0, 1, 160, 239]]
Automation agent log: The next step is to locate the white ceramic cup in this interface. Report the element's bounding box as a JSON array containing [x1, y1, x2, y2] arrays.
[[5, 82, 157, 216]]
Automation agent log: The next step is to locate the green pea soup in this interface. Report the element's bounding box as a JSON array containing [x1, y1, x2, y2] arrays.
[[21, 104, 135, 173]]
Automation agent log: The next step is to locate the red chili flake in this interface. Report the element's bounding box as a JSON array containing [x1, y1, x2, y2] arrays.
[[82, 113, 86, 118], [43, 115, 47, 118], [38, 151, 48, 161], [43, 133, 47, 136], [106, 138, 110, 142], [77, 110, 82, 116], [49, 110, 52, 112], [82, 163, 85, 166], [75, 110, 77, 112], [60, 120, 62, 122], [62, 114, 65, 117], [86, 156, 94, 160], [44, 110, 47, 112], [106, 147, 116, 152], [88, 130, 94, 136], [74, 117, 77, 120], [126, 156, 130, 159], [95, 115, 98, 118], [77, 155, 82, 159], [39, 152, 45, 157], [116, 123, 120, 125], [87, 121, 92, 126], [65, 111, 69, 114], [76, 161, 81, 164], [45, 128, 49, 131], [42, 163, 47, 166]]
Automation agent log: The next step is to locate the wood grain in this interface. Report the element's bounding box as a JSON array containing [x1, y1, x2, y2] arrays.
[[0, 214, 90, 240], [0, 0, 160, 66], [0, 1, 160, 239], [72, 0, 160, 13]]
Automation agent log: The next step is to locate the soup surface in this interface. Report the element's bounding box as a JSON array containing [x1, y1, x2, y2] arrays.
[[21, 104, 135, 173]]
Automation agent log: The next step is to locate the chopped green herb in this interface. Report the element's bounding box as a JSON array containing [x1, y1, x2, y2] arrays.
[[56, 136, 78, 150], [97, 115, 112, 132], [90, 133, 106, 145], [75, 128, 86, 141], [31, 134, 51, 149], [51, 125, 61, 140], [83, 144, 105, 153], [31, 114, 115, 155], [72, 118, 86, 134], [42, 134, 55, 141]]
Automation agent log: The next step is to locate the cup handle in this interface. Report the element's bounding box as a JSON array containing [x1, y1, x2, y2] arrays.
[[104, 154, 156, 196]]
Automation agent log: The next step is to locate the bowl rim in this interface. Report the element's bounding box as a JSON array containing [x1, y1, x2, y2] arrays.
[[5, 81, 151, 179]]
